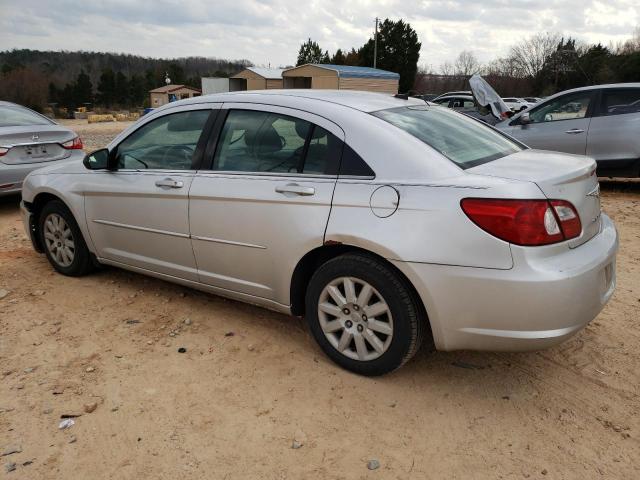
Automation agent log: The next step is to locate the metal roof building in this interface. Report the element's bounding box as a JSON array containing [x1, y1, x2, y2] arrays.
[[230, 67, 284, 90], [282, 64, 400, 94]]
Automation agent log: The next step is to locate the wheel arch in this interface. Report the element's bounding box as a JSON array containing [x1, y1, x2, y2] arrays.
[[290, 242, 434, 347]]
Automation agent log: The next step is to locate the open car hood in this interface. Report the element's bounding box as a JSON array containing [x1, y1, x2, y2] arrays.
[[469, 74, 511, 121]]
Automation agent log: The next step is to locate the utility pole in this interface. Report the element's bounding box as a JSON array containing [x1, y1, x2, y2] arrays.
[[373, 17, 378, 69]]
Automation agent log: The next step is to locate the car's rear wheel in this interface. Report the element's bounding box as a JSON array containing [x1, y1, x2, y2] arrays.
[[39, 200, 94, 276], [305, 253, 427, 376]]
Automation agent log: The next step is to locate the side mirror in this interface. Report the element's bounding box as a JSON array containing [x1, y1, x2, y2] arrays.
[[520, 112, 531, 125], [83, 148, 110, 170]]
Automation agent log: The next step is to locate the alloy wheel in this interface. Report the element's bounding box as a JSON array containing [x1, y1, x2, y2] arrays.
[[43, 213, 75, 267], [318, 276, 393, 361]]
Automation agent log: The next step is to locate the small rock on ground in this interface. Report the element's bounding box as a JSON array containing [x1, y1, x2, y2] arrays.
[[367, 459, 380, 470], [84, 402, 97, 414], [0, 289, 10, 300], [5, 462, 17, 473]]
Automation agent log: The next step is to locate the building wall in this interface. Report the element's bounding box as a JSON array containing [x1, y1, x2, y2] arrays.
[[266, 79, 283, 89], [339, 78, 399, 94], [150, 88, 200, 107], [283, 65, 337, 90], [232, 70, 267, 90], [150, 92, 167, 107], [312, 76, 339, 89], [202, 77, 230, 95]]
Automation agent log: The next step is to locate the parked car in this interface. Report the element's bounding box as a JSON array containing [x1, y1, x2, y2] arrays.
[[431, 94, 501, 124], [0, 101, 84, 196], [523, 97, 543, 103], [20, 90, 618, 375], [433, 90, 472, 101], [496, 83, 640, 177], [502, 97, 535, 111]]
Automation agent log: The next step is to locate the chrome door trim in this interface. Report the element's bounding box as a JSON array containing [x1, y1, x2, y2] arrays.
[[92, 219, 189, 238], [191, 235, 267, 250]]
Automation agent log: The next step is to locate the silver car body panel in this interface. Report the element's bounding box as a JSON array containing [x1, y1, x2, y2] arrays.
[[20, 90, 619, 351]]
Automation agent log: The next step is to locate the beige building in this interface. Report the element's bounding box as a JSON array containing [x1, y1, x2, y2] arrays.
[[149, 84, 201, 107], [282, 64, 400, 94], [230, 67, 284, 91]]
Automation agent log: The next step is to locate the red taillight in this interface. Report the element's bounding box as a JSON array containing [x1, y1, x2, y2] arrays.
[[62, 136, 83, 150], [461, 198, 582, 246], [0, 147, 8, 157]]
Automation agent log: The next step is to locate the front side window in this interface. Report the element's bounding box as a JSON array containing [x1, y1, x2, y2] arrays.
[[0, 105, 52, 127], [600, 89, 640, 116], [213, 110, 339, 175], [115, 110, 210, 170], [373, 106, 522, 169], [528, 92, 593, 123]]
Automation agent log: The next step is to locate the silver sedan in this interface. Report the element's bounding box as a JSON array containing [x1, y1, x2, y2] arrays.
[[19, 91, 618, 375], [0, 101, 85, 196]]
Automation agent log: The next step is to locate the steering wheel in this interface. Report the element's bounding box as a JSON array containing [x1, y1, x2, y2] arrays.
[[161, 145, 194, 168]]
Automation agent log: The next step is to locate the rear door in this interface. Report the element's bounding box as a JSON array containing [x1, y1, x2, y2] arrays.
[[587, 87, 640, 174], [508, 90, 597, 155], [189, 104, 343, 305], [84, 105, 218, 280]]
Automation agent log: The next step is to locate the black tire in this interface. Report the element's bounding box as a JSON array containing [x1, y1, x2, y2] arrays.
[[38, 200, 94, 277], [305, 253, 429, 376]]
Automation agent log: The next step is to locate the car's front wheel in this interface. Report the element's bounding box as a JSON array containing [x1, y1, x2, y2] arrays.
[[39, 200, 94, 277], [305, 253, 428, 376]]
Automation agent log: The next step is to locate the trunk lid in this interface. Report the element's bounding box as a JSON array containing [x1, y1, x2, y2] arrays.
[[468, 149, 602, 248], [0, 125, 76, 165]]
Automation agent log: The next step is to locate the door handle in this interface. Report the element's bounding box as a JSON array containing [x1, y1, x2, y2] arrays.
[[565, 128, 585, 134], [155, 178, 184, 188], [275, 183, 315, 196]]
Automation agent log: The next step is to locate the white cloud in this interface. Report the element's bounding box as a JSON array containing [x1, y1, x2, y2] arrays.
[[0, 0, 637, 69]]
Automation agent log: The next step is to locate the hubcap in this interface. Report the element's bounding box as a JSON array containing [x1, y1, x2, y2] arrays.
[[318, 276, 393, 361], [43, 213, 75, 267]]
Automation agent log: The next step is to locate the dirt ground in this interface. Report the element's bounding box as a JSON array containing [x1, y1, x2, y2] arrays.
[[1, 120, 639, 479]]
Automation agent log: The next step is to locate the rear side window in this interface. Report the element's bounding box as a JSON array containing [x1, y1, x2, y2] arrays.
[[372, 106, 522, 169], [214, 109, 340, 175], [600, 89, 640, 116], [0, 105, 52, 127]]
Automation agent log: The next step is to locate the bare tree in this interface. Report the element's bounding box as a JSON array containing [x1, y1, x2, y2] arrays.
[[439, 61, 454, 76], [508, 32, 562, 78], [453, 51, 480, 76]]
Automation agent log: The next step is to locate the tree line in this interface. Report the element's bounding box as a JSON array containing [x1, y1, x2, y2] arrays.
[[0, 49, 251, 113], [415, 29, 640, 96], [297, 24, 639, 98]]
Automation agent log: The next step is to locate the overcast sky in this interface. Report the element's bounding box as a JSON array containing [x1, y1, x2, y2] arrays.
[[1, 0, 638, 69]]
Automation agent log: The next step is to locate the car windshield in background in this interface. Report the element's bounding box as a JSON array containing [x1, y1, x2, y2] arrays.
[[372, 106, 522, 169], [0, 105, 52, 127]]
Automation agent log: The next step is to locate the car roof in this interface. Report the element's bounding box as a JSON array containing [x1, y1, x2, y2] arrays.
[[158, 89, 425, 114]]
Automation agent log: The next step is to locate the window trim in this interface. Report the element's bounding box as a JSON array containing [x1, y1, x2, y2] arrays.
[[108, 105, 217, 172]]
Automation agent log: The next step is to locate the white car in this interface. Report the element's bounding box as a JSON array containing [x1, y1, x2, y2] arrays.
[[19, 90, 618, 375], [502, 97, 536, 112]]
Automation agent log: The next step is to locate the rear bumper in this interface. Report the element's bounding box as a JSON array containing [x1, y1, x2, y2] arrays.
[[0, 154, 82, 196], [393, 213, 618, 352]]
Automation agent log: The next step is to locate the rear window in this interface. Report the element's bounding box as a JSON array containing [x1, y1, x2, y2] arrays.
[[372, 106, 522, 169], [0, 105, 52, 127]]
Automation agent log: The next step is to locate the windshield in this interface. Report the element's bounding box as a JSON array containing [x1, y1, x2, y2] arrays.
[[372, 106, 523, 169], [0, 105, 52, 127]]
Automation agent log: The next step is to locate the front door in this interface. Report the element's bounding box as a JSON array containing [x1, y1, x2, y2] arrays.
[[508, 91, 596, 155], [189, 105, 343, 306], [84, 106, 217, 280]]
